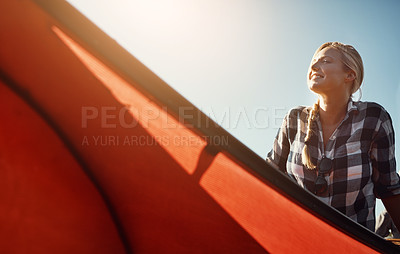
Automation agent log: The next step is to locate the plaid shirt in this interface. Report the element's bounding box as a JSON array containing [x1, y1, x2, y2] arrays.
[[266, 99, 400, 231]]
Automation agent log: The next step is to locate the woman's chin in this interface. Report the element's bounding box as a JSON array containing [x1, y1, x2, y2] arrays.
[[308, 81, 322, 92]]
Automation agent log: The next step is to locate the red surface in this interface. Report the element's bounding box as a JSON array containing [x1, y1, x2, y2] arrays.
[[0, 0, 380, 253], [201, 153, 378, 253], [0, 82, 125, 254], [0, 1, 266, 253]]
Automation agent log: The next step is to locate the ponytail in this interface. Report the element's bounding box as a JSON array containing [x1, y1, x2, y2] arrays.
[[302, 101, 319, 169]]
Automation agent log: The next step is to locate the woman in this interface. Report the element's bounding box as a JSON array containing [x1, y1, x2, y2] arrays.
[[266, 42, 400, 232]]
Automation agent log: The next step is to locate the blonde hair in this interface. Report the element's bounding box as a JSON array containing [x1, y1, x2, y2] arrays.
[[302, 42, 364, 169], [302, 100, 320, 169]]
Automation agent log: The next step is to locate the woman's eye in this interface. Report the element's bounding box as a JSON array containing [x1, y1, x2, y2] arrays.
[[322, 59, 329, 63]]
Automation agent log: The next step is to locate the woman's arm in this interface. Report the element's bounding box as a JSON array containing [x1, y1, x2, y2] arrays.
[[266, 113, 290, 173], [382, 195, 400, 232], [371, 108, 400, 231]]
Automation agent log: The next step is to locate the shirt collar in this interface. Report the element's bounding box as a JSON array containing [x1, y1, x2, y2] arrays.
[[312, 98, 359, 120], [347, 98, 358, 111], [346, 98, 359, 115]]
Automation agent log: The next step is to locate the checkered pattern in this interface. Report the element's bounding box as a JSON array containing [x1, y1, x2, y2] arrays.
[[266, 99, 400, 231]]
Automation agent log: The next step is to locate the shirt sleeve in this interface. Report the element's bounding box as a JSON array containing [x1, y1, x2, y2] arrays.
[[266, 113, 290, 173], [370, 109, 400, 199]]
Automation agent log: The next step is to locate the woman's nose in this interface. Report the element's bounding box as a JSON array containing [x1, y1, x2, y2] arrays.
[[311, 62, 319, 71]]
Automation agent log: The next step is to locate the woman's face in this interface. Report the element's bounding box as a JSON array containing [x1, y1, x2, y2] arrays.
[[307, 47, 350, 96]]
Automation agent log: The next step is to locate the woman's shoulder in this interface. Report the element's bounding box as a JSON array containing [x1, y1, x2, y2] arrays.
[[286, 105, 310, 119], [355, 100, 385, 110], [354, 100, 392, 121], [354, 100, 390, 113]]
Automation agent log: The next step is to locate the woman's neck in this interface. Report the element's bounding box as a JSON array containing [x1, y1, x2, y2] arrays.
[[318, 95, 349, 126]]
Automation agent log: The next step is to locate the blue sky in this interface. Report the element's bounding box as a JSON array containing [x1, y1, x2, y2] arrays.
[[67, 0, 400, 217]]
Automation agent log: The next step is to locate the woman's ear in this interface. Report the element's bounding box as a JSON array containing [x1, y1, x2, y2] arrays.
[[345, 71, 356, 83]]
